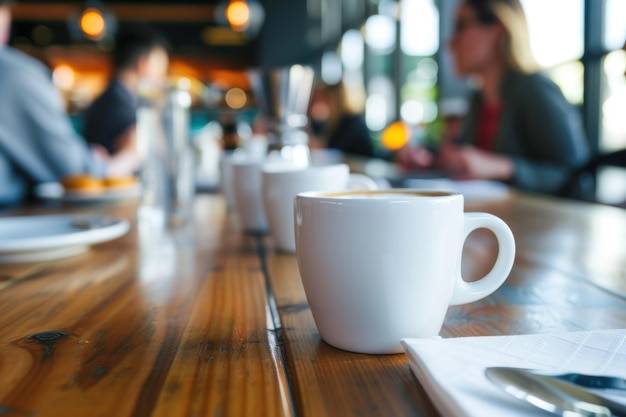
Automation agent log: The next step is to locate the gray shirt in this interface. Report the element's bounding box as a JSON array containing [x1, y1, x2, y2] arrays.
[[0, 47, 104, 205], [461, 70, 590, 194]]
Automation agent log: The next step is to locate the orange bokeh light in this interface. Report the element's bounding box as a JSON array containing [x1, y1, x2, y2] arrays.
[[381, 121, 410, 150], [225, 88, 247, 109], [80, 8, 105, 39], [226, 0, 250, 31]]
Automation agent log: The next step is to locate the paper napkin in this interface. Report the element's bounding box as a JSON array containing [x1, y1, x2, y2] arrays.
[[402, 329, 626, 417]]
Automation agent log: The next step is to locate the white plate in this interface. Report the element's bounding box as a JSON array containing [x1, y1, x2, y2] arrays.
[[34, 182, 140, 203], [0, 215, 131, 263]]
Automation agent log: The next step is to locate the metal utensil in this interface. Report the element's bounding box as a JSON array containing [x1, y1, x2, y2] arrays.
[[485, 366, 626, 417], [526, 369, 626, 391]]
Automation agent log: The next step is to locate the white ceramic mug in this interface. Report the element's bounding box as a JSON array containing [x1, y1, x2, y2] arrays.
[[223, 138, 269, 213], [295, 189, 515, 354], [232, 156, 269, 233], [219, 150, 237, 211], [232, 152, 296, 233], [262, 163, 377, 253]]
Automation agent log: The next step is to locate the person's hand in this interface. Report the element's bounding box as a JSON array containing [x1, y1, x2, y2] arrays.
[[396, 144, 434, 170], [307, 136, 326, 150], [90, 143, 111, 163], [92, 143, 137, 177], [106, 126, 141, 176], [106, 150, 141, 177], [438, 144, 514, 181], [91, 135, 140, 177]]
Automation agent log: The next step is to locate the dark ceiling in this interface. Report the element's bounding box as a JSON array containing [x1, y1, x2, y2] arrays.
[[10, 0, 376, 70], [10, 1, 251, 68]]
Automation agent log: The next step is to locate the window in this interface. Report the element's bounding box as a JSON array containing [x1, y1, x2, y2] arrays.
[[601, 0, 626, 151], [596, 0, 626, 203], [399, 0, 439, 129], [522, 0, 585, 105], [362, 0, 440, 152]]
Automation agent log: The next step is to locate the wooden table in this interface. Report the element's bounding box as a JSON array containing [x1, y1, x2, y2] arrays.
[[1, 190, 626, 416]]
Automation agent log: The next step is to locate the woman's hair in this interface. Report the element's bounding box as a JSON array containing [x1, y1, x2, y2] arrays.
[[464, 0, 540, 73]]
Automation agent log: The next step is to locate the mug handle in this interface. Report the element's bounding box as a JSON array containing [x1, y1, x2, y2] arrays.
[[346, 173, 378, 190], [449, 212, 515, 306]]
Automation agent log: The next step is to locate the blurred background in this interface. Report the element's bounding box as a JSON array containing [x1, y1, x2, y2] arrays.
[[7, 0, 626, 180]]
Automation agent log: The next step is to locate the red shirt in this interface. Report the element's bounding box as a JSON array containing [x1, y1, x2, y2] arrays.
[[475, 102, 502, 151]]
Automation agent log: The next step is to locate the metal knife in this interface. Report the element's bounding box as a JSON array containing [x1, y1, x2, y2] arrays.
[[485, 366, 626, 417], [532, 370, 626, 391]]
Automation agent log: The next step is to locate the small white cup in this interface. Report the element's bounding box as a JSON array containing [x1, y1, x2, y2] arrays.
[[221, 137, 269, 212], [232, 156, 269, 233], [219, 150, 238, 211], [262, 163, 377, 253], [232, 149, 296, 233], [295, 189, 515, 354]]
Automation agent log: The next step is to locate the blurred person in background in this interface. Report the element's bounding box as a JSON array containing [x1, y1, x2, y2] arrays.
[[219, 111, 242, 151], [0, 0, 127, 205], [308, 81, 376, 158], [399, 0, 589, 194], [82, 26, 170, 172], [438, 98, 469, 146]]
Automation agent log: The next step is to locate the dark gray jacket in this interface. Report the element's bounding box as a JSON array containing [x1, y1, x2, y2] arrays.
[[460, 70, 590, 194]]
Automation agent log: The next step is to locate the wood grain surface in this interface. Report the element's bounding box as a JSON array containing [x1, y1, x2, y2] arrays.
[[264, 191, 626, 417], [1, 191, 626, 417], [0, 196, 293, 417]]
